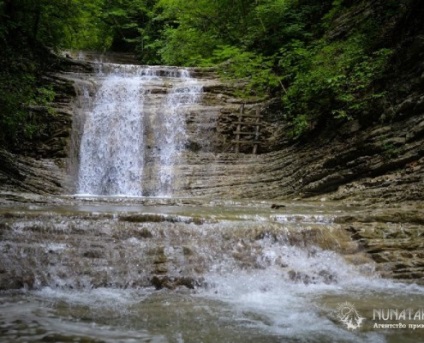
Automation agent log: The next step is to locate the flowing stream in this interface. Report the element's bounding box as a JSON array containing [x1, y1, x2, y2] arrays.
[[1, 196, 423, 343], [1, 61, 424, 342]]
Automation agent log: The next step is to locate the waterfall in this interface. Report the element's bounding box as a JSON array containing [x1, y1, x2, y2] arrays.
[[77, 64, 202, 196], [77, 65, 146, 196], [155, 70, 202, 196]]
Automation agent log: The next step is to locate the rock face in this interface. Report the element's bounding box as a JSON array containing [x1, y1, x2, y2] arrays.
[[0, 58, 93, 195], [335, 208, 424, 281], [0, 148, 69, 194], [1, 55, 423, 204]]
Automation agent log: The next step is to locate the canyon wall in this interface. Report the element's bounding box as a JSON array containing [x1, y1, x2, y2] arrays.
[[0, 53, 423, 205]]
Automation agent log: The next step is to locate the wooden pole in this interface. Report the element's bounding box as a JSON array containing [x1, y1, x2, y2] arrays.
[[235, 104, 244, 153], [253, 107, 260, 154]]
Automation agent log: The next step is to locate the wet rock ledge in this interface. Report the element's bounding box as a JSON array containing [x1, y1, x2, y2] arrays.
[[1, 195, 423, 290], [336, 208, 424, 281]]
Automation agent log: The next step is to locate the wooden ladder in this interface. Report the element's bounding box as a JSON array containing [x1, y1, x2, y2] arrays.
[[233, 104, 262, 154]]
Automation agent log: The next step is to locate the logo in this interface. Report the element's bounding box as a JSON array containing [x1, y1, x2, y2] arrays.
[[336, 302, 365, 330]]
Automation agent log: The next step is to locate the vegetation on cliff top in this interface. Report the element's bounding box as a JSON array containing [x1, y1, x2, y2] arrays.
[[0, 0, 413, 148]]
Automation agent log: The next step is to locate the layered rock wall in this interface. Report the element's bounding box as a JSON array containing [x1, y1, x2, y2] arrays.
[[1, 61, 423, 205]]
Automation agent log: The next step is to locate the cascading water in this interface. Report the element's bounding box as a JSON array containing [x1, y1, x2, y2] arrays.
[[77, 65, 146, 196], [76, 64, 202, 197], [1, 197, 424, 343], [154, 70, 202, 196]]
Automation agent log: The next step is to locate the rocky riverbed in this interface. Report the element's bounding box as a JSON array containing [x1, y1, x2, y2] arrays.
[[1, 193, 423, 290]]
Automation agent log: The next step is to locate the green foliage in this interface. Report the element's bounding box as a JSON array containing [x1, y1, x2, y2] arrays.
[[64, 1, 112, 50], [204, 45, 281, 98], [0, 0, 80, 48], [0, 0, 62, 148], [99, 0, 155, 52], [0, 0, 404, 147], [158, 25, 219, 66], [0, 72, 49, 146], [152, 0, 332, 63], [154, 0, 247, 65], [150, 0, 395, 137], [281, 34, 392, 137], [157, 0, 257, 45], [0, 50, 57, 147]]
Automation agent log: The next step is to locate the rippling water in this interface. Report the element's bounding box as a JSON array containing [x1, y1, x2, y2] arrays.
[[1, 281, 423, 342], [0, 196, 423, 343]]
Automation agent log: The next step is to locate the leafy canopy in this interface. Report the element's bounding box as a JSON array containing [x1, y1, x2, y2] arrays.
[[0, 0, 401, 146]]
